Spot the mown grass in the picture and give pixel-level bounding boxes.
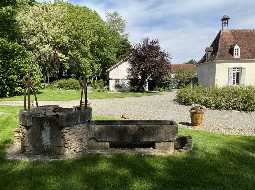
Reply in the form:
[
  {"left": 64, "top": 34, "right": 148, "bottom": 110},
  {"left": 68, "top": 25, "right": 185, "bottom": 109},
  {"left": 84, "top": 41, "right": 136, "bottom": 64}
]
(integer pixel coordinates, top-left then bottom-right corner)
[
  {"left": 0, "top": 106, "right": 255, "bottom": 190},
  {"left": 0, "top": 88, "right": 158, "bottom": 101}
]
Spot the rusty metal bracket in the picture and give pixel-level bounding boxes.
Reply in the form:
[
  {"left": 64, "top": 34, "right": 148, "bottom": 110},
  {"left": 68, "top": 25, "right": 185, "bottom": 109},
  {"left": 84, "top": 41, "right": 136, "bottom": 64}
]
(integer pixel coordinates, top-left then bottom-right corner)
[
  {"left": 23, "top": 75, "right": 38, "bottom": 111},
  {"left": 79, "top": 76, "right": 88, "bottom": 109}
]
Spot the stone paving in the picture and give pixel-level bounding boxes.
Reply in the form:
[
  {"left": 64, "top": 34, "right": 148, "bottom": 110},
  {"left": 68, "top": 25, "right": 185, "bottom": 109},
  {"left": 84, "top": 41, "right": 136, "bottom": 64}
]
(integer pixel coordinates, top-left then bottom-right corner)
[{"left": 1, "top": 91, "right": 255, "bottom": 136}]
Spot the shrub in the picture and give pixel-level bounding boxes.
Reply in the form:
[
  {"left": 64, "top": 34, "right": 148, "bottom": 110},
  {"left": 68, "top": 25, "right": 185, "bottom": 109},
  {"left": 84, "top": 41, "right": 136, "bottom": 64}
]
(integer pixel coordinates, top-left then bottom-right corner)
[
  {"left": 158, "top": 74, "right": 175, "bottom": 91},
  {"left": 51, "top": 78, "right": 80, "bottom": 90},
  {"left": 158, "top": 70, "right": 197, "bottom": 90},
  {"left": 0, "top": 38, "right": 42, "bottom": 97},
  {"left": 176, "top": 86, "right": 255, "bottom": 112},
  {"left": 91, "top": 80, "right": 106, "bottom": 91},
  {"left": 173, "top": 70, "right": 197, "bottom": 89}
]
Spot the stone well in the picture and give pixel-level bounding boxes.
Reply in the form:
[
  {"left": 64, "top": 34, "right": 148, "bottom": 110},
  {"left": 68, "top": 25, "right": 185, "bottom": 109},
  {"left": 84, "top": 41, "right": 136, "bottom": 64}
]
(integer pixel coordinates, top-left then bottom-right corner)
[{"left": 11, "top": 105, "right": 192, "bottom": 159}]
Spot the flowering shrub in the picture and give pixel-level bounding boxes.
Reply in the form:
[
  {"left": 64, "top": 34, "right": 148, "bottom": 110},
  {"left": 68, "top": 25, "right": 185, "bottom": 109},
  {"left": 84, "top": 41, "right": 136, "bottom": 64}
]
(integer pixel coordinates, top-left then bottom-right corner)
[{"left": 176, "top": 86, "right": 255, "bottom": 112}]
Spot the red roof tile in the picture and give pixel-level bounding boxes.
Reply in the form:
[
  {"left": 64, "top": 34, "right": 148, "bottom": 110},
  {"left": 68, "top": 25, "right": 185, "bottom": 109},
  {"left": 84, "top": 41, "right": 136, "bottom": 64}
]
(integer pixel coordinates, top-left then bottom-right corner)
[
  {"left": 200, "top": 29, "right": 255, "bottom": 63},
  {"left": 170, "top": 64, "right": 197, "bottom": 73}
]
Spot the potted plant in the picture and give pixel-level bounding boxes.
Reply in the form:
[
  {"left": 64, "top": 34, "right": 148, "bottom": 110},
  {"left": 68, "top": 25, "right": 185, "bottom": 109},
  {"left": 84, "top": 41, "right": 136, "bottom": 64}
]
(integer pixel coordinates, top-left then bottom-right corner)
[{"left": 190, "top": 105, "right": 205, "bottom": 128}]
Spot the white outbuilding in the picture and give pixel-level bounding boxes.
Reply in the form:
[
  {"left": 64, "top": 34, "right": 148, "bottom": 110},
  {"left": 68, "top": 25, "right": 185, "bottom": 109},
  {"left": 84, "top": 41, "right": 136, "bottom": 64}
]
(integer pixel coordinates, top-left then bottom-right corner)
[
  {"left": 107, "top": 57, "right": 131, "bottom": 92},
  {"left": 107, "top": 57, "right": 149, "bottom": 91}
]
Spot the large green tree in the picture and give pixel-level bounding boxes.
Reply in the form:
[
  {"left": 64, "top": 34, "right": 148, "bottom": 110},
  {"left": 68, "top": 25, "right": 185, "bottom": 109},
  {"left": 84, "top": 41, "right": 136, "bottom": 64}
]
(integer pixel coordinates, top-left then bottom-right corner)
[
  {"left": 0, "top": 0, "right": 42, "bottom": 97},
  {"left": 0, "top": 0, "right": 35, "bottom": 41},
  {"left": 106, "top": 11, "right": 131, "bottom": 63},
  {"left": 17, "top": 2, "right": 130, "bottom": 82},
  {"left": 106, "top": 11, "right": 126, "bottom": 35},
  {"left": 0, "top": 0, "right": 19, "bottom": 42},
  {"left": 17, "top": 2, "right": 69, "bottom": 82},
  {"left": 0, "top": 38, "right": 41, "bottom": 97},
  {"left": 183, "top": 59, "right": 197, "bottom": 65}
]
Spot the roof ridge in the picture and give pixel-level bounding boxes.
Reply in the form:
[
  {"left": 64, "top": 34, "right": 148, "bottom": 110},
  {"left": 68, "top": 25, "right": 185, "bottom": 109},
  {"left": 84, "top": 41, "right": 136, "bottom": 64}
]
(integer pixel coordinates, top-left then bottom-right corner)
[
  {"left": 106, "top": 55, "right": 131, "bottom": 72},
  {"left": 215, "top": 31, "right": 223, "bottom": 60},
  {"left": 229, "top": 29, "right": 255, "bottom": 32}
]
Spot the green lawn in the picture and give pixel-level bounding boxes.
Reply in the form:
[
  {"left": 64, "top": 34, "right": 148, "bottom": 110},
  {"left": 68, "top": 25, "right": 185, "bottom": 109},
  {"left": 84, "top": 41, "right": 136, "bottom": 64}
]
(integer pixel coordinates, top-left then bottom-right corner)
[
  {"left": 0, "top": 106, "right": 255, "bottom": 190},
  {"left": 0, "top": 88, "right": 158, "bottom": 101}
]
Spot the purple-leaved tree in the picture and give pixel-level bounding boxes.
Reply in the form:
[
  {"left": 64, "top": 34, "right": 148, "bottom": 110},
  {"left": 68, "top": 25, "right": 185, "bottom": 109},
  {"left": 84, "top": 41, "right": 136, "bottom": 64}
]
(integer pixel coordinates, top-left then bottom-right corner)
[{"left": 129, "top": 38, "right": 170, "bottom": 91}]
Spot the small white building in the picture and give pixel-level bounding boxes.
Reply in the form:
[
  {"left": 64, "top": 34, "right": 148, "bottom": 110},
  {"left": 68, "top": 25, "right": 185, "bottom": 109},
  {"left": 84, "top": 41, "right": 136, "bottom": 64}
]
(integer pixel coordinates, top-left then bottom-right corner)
[
  {"left": 107, "top": 57, "right": 131, "bottom": 91},
  {"left": 107, "top": 57, "right": 148, "bottom": 91},
  {"left": 198, "top": 15, "right": 255, "bottom": 87}
]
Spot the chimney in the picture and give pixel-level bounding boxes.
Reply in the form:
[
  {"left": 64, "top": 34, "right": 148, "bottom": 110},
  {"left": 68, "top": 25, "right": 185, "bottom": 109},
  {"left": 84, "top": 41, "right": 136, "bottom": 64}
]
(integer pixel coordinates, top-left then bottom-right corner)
[
  {"left": 205, "top": 47, "right": 213, "bottom": 61},
  {"left": 221, "top": 15, "right": 230, "bottom": 31}
]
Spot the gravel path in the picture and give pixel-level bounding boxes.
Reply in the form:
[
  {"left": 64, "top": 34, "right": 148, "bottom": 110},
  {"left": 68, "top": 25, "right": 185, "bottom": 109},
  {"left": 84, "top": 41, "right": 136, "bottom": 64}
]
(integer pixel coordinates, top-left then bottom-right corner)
[{"left": 1, "top": 92, "right": 255, "bottom": 136}]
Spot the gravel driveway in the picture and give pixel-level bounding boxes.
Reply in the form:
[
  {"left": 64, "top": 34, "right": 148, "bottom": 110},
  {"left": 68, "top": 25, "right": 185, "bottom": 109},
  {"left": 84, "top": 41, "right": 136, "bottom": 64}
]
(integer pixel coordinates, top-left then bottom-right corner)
[{"left": 1, "top": 91, "right": 255, "bottom": 136}]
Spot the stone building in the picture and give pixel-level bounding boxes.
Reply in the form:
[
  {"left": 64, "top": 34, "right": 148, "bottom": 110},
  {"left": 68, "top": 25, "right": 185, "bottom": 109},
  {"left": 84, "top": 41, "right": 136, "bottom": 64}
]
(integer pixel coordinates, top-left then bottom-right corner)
[{"left": 198, "top": 15, "right": 255, "bottom": 87}]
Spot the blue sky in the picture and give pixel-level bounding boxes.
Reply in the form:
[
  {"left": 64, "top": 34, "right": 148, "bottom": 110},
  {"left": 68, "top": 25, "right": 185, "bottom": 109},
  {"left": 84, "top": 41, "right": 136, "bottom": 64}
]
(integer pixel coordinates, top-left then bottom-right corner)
[{"left": 38, "top": 0, "right": 255, "bottom": 63}]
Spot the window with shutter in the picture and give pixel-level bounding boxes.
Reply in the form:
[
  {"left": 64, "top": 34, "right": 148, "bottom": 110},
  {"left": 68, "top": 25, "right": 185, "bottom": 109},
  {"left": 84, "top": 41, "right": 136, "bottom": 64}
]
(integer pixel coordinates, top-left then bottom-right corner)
[
  {"left": 240, "top": 67, "right": 246, "bottom": 86},
  {"left": 228, "top": 68, "right": 233, "bottom": 85},
  {"left": 229, "top": 67, "right": 242, "bottom": 85}
]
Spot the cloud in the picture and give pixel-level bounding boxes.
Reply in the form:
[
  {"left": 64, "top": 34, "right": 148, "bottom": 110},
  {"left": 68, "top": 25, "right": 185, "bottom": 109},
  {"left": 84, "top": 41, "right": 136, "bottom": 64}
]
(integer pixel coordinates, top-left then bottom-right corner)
[{"left": 38, "top": 0, "right": 255, "bottom": 63}]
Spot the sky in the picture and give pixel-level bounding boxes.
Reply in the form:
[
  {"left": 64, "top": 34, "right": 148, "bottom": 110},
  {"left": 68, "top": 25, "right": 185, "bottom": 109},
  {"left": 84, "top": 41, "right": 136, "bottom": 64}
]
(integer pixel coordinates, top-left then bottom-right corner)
[{"left": 38, "top": 0, "right": 255, "bottom": 63}]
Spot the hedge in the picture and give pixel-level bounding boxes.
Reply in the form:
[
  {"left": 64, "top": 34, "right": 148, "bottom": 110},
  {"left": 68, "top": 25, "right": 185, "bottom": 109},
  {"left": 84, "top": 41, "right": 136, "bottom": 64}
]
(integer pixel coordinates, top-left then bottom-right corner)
[
  {"left": 176, "top": 86, "right": 255, "bottom": 112},
  {"left": 50, "top": 78, "right": 80, "bottom": 90}
]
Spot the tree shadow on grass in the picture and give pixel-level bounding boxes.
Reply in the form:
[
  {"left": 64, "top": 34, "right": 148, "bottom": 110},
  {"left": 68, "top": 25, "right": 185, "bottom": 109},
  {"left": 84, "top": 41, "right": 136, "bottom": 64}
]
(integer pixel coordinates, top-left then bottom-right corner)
[
  {"left": 0, "top": 136, "right": 255, "bottom": 190},
  {"left": 179, "top": 122, "right": 192, "bottom": 127}
]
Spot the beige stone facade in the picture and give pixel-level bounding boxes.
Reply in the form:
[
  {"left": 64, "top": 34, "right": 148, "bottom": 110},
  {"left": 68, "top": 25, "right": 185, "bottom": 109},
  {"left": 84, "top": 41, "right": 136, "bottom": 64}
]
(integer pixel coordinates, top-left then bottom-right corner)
[{"left": 198, "top": 60, "right": 255, "bottom": 87}]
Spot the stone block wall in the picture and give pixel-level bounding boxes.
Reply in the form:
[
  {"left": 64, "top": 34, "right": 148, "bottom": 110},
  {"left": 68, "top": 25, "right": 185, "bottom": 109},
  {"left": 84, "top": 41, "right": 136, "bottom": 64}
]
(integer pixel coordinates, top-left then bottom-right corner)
[
  {"left": 11, "top": 106, "right": 192, "bottom": 159},
  {"left": 62, "top": 125, "right": 90, "bottom": 157},
  {"left": 16, "top": 106, "right": 92, "bottom": 156}
]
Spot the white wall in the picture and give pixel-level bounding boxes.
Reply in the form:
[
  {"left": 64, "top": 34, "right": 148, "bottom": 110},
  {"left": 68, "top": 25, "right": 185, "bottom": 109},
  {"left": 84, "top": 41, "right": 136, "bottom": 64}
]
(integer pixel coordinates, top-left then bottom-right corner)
[
  {"left": 197, "top": 62, "right": 216, "bottom": 87},
  {"left": 215, "top": 62, "right": 255, "bottom": 87},
  {"left": 109, "top": 61, "right": 131, "bottom": 91},
  {"left": 108, "top": 60, "right": 150, "bottom": 91},
  {"left": 109, "top": 79, "right": 130, "bottom": 92},
  {"left": 109, "top": 61, "right": 130, "bottom": 80}
]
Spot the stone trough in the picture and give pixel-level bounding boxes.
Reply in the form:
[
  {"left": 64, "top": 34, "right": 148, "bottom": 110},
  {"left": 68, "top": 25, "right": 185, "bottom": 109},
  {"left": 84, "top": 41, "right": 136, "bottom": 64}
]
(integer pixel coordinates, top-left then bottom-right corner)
[{"left": 9, "top": 105, "right": 192, "bottom": 159}]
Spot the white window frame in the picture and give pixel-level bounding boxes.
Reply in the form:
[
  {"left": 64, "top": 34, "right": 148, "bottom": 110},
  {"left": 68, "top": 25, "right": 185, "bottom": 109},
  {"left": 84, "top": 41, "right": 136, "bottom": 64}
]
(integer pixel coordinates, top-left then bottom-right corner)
[
  {"left": 233, "top": 44, "right": 240, "bottom": 58},
  {"left": 232, "top": 68, "right": 241, "bottom": 85},
  {"left": 228, "top": 67, "right": 246, "bottom": 86}
]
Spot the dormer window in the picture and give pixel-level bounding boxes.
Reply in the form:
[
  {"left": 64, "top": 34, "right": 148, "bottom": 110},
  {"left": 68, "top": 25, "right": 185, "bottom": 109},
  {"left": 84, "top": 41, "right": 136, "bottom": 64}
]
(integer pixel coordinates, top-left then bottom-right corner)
[{"left": 233, "top": 44, "right": 240, "bottom": 58}]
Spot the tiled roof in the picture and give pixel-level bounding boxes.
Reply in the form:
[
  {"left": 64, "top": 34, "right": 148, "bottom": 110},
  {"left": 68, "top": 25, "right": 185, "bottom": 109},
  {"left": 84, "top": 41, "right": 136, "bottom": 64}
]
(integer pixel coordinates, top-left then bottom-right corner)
[
  {"left": 170, "top": 64, "right": 197, "bottom": 73},
  {"left": 200, "top": 29, "right": 255, "bottom": 63}
]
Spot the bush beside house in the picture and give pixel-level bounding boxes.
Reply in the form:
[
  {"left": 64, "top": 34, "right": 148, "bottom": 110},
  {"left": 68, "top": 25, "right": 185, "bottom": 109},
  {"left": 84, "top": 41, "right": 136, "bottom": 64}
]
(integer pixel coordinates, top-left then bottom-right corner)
[
  {"left": 158, "top": 64, "right": 197, "bottom": 90},
  {"left": 173, "top": 70, "right": 197, "bottom": 89},
  {"left": 176, "top": 86, "right": 255, "bottom": 112}
]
